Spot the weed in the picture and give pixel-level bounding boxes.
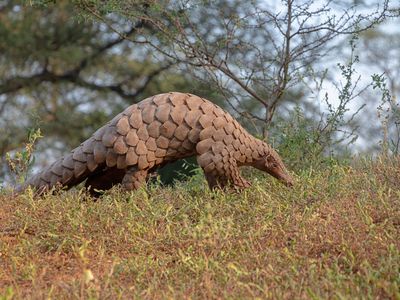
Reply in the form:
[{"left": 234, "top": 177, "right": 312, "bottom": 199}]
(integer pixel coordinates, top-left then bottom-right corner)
[
  {"left": 5, "top": 128, "right": 42, "bottom": 185},
  {"left": 373, "top": 73, "right": 400, "bottom": 155}
]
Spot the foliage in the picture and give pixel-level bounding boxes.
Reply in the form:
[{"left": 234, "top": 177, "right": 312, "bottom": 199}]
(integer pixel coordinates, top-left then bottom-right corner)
[
  {"left": 64, "top": 0, "right": 391, "bottom": 135},
  {"left": 373, "top": 73, "right": 400, "bottom": 155},
  {"left": 5, "top": 128, "right": 42, "bottom": 185},
  {"left": 358, "top": 21, "right": 400, "bottom": 154},
  {"left": 157, "top": 157, "right": 198, "bottom": 186},
  {"left": 272, "top": 107, "right": 336, "bottom": 171},
  {"left": 269, "top": 35, "right": 363, "bottom": 171},
  {"left": 0, "top": 157, "right": 399, "bottom": 299}
]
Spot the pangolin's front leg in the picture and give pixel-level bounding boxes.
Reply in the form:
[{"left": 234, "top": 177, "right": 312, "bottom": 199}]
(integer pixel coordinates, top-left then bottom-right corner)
[
  {"left": 197, "top": 150, "right": 250, "bottom": 190},
  {"left": 228, "top": 164, "right": 251, "bottom": 189},
  {"left": 121, "top": 167, "right": 149, "bottom": 191}
]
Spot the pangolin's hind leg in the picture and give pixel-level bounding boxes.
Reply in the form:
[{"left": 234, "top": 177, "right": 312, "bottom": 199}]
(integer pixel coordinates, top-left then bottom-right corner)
[
  {"left": 85, "top": 167, "right": 126, "bottom": 196},
  {"left": 122, "top": 167, "right": 149, "bottom": 191}
]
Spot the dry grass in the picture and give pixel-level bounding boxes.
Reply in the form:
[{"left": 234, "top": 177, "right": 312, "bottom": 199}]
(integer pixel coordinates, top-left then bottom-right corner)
[{"left": 0, "top": 157, "right": 399, "bottom": 299}]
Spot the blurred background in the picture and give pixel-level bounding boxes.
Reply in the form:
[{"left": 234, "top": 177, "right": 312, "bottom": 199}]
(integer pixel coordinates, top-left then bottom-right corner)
[{"left": 0, "top": 0, "right": 399, "bottom": 186}]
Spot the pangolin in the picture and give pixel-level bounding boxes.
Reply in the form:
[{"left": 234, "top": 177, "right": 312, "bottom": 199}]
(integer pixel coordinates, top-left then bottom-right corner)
[{"left": 20, "top": 92, "right": 293, "bottom": 195}]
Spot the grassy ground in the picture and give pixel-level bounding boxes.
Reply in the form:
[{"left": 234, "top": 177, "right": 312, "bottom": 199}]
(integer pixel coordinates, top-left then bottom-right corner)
[{"left": 0, "top": 157, "right": 399, "bottom": 299}]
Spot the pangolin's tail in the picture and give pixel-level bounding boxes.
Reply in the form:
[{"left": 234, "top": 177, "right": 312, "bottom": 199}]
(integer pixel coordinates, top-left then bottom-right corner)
[{"left": 17, "top": 136, "right": 103, "bottom": 194}]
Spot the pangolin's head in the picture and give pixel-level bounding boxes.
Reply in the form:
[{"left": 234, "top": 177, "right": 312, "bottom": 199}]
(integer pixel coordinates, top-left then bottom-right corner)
[{"left": 253, "top": 147, "right": 294, "bottom": 187}]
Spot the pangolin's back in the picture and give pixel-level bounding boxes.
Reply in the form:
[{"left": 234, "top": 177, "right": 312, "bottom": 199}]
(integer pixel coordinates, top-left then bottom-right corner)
[{"left": 22, "top": 92, "right": 246, "bottom": 192}]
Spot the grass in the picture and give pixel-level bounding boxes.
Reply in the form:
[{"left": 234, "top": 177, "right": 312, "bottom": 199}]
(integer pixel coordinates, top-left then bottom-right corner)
[{"left": 0, "top": 157, "right": 399, "bottom": 299}]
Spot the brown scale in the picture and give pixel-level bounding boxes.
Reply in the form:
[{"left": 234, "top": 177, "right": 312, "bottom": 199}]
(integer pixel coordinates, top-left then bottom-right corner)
[{"left": 20, "top": 92, "right": 293, "bottom": 196}]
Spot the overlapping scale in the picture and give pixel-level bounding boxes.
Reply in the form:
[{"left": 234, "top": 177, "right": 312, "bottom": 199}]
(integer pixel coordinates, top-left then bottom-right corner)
[{"left": 22, "top": 91, "right": 285, "bottom": 194}]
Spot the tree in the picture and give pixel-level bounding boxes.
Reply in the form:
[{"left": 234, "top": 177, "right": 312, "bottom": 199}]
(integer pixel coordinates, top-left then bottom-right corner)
[
  {"left": 359, "top": 19, "right": 400, "bottom": 154},
  {"left": 74, "top": 0, "right": 392, "bottom": 137}
]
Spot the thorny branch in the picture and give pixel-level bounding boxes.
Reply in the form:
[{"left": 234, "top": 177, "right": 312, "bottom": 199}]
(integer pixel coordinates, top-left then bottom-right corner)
[{"left": 82, "top": 0, "right": 390, "bottom": 137}]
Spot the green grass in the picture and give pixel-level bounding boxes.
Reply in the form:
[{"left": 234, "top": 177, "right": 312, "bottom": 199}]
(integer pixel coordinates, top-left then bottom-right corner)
[{"left": 0, "top": 158, "right": 399, "bottom": 299}]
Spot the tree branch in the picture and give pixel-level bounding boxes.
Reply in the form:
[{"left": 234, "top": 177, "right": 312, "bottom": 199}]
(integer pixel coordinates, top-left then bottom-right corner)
[
  {"left": 0, "top": 62, "right": 173, "bottom": 100},
  {"left": 0, "top": 24, "right": 149, "bottom": 97}
]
